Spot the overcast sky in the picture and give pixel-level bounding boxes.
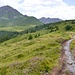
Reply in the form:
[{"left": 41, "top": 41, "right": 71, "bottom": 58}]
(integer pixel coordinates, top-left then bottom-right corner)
[{"left": 0, "top": 0, "right": 75, "bottom": 20}]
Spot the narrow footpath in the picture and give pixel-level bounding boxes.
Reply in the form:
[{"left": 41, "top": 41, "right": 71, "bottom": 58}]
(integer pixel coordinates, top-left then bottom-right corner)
[
  {"left": 59, "top": 37, "right": 75, "bottom": 75},
  {"left": 64, "top": 39, "right": 75, "bottom": 75},
  {"left": 51, "top": 37, "right": 75, "bottom": 75}
]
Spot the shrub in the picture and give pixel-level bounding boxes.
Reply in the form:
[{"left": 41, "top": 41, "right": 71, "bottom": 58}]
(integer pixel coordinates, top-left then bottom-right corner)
[
  {"left": 17, "top": 54, "right": 24, "bottom": 58},
  {"left": 28, "top": 35, "right": 33, "bottom": 40},
  {"left": 35, "top": 34, "right": 38, "bottom": 38},
  {"left": 65, "top": 25, "right": 74, "bottom": 31},
  {"left": 35, "top": 33, "right": 40, "bottom": 38}
]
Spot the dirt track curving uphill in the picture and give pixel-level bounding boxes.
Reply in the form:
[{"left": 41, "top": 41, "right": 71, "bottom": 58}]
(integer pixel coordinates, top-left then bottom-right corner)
[{"left": 50, "top": 38, "right": 75, "bottom": 75}]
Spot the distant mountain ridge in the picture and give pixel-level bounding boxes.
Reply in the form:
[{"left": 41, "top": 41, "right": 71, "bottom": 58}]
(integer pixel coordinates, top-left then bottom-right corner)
[
  {"left": 0, "top": 5, "right": 42, "bottom": 27},
  {"left": 39, "top": 17, "right": 61, "bottom": 24}
]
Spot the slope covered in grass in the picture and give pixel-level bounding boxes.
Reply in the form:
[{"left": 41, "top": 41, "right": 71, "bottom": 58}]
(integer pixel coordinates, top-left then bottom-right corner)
[
  {"left": 70, "top": 38, "right": 75, "bottom": 59},
  {"left": 0, "top": 30, "right": 71, "bottom": 75},
  {"left": 0, "top": 20, "right": 74, "bottom": 75},
  {"left": 19, "top": 20, "right": 75, "bottom": 35}
]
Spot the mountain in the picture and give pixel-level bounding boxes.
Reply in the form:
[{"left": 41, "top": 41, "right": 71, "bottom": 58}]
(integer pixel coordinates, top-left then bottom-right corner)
[
  {"left": 0, "top": 5, "right": 23, "bottom": 19},
  {"left": 39, "top": 17, "right": 61, "bottom": 24},
  {"left": 0, "top": 5, "right": 42, "bottom": 27}
]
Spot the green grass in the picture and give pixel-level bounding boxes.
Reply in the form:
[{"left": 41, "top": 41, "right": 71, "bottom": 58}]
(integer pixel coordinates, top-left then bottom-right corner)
[
  {"left": 0, "top": 25, "right": 37, "bottom": 32},
  {"left": 0, "top": 20, "right": 74, "bottom": 75},
  {"left": 0, "top": 29, "right": 72, "bottom": 75},
  {"left": 70, "top": 39, "right": 75, "bottom": 58}
]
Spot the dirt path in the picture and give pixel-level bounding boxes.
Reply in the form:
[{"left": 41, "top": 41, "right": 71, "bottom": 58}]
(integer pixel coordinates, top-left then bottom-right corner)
[
  {"left": 64, "top": 39, "right": 75, "bottom": 75},
  {"left": 50, "top": 38, "right": 75, "bottom": 75}
]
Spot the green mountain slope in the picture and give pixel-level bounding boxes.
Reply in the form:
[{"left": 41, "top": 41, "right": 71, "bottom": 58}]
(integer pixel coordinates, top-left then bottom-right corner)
[
  {"left": 0, "top": 19, "right": 74, "bottom": 75},
  {"left": 0, "top": 5, "right": 42, "bottom": 31},
  {"left": 0, "top": 31, "right": 70, "bottom": 75},
  {"left": 20, "top": 20, "right": 75, "bottom": 35}
]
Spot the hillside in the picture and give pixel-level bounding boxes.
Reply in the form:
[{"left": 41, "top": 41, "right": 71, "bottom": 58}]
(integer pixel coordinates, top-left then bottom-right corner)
[
  {"left": 0, "top": 31, "right": 71, "bottom": 75},
  {"left": 39, "top": 17, "right": 61, "bottom": 24},
  {"left": 0, "top": 19, "right": 74, "bottom": 74},
  {"left": 0, "top": 5, "right": 43, "bottom": 31},
  {"left": 20, "top": 20, "right": 75, "bottom": 35}
]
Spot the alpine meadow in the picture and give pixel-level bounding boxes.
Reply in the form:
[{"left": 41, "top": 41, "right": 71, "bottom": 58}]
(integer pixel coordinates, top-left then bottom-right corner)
[{"left": 0, "top": 4, "right": 75, "bottom": 75}]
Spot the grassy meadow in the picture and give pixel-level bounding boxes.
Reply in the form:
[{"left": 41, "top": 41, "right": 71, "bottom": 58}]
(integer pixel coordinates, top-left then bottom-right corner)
[
  {"left": 0, "top": 25, "right": 37, "bottom": 32},
  {"left": 0, "top": 29, "right": 72, "bottom": 75},
  {"left": 0, "top": 20, "right": 74, "bottom": 75}
]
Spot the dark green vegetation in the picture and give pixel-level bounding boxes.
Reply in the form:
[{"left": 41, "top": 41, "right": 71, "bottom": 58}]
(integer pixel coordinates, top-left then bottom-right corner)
[
  {"left": 65, "top": 25, "right": 74, "bottom": 31},
  {"left": 0, "top": 31, "right": 19, "bottom": 43}
]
